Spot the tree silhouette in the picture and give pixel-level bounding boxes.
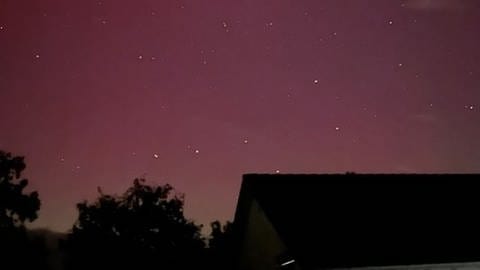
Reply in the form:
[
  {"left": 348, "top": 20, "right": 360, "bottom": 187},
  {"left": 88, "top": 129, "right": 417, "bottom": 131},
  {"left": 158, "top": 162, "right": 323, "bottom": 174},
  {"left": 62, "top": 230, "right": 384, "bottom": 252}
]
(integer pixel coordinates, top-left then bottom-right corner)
[
  {"left": 208, "top": 220, "right": 235, "bottom": 270},
  {"left": 62, "top": 178, "right": 205, "bottom": 270},
  {"left": 209, "top": 220, "right": 233, "bottom": 249},
  {"left": 0, "top": 151, "right": 40, "bottom": 228},
  {"left": 0, "top": 150, "right": 46, "bottom": 269}
]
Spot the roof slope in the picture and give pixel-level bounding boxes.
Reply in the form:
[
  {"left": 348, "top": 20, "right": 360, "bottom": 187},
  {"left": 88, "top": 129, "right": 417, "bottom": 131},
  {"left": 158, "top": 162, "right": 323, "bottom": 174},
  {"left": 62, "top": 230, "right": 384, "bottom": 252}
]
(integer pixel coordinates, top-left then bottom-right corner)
[{"left": 239, "top": 174, "right": 480, "bottom": 269}]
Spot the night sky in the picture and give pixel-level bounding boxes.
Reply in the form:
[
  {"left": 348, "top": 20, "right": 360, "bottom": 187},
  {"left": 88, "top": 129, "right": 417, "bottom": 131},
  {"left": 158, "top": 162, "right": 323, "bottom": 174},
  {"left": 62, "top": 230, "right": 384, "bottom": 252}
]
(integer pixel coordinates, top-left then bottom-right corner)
[{"left": 1, "top": 0, "right": 479, "bottom": 232}]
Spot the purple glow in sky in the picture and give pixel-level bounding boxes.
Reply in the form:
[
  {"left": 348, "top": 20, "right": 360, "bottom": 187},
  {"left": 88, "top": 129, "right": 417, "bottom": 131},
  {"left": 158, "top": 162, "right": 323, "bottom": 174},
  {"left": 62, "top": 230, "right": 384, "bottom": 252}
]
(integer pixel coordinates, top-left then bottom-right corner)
[{"left": 1, "top": 0, "right": 479, "bottom": 232}]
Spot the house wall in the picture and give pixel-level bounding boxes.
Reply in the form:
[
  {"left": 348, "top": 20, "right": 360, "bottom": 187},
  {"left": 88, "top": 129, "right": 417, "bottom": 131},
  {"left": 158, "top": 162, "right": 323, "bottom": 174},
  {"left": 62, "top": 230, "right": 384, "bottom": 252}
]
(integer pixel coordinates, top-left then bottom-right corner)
[
  {"left": 330, "top": 262, "right": 480, "bottom": 270},
  {"left": 238, "top": 199, "right": 299, "bottom": 270}
]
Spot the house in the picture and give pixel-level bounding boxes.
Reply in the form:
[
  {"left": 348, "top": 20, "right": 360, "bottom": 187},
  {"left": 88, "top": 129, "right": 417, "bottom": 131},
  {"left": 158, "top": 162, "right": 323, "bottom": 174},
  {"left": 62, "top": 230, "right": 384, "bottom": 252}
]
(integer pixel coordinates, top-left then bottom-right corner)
[{"left": 233, "top": 174, "right": 480, "bottom": 270}]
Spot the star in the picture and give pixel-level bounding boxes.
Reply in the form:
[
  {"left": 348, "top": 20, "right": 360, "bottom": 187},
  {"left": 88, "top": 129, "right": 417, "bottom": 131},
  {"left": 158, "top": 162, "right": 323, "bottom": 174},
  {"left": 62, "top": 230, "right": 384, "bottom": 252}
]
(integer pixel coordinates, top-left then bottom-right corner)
[
  {"left": 275, "top": 169, "right": 280, "bottom": 174},
  {"left": 222, "top": 21, "right": 229, "bottom": 32},
  {"left": 153, "top": 154, "right": 159, "bottom": 159},
  {"left": 243, "top": 139, "right": 249, "bottom": 144},
  {"left": 34, "top": 54, "right": 40, "bottom": 59},
  {"left": 313, "top": 79, "right": 319, "bottom": 84},
  {"left": 335, "top": 126, "right": 340, "bottom": 131},
  {"left": 194, "top": 149, "right": 200, "bottom": 154}
]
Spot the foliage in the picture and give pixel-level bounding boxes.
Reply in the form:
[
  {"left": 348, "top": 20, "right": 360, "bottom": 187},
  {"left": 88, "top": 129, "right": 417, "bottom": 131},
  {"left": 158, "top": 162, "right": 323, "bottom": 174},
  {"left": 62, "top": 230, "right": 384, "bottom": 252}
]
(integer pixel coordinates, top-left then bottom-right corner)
[
  {"left": 0, "top": 151, "right": 40, "bottom": 228},
  {"left": 208, "top": 220, "right": 235, "bottom": 270},
  {"left": 63, "top": 178, "right": 205, "bottom": 269},
  {"left": 0, "top": 150, "right": 46, "bottom": 269}
]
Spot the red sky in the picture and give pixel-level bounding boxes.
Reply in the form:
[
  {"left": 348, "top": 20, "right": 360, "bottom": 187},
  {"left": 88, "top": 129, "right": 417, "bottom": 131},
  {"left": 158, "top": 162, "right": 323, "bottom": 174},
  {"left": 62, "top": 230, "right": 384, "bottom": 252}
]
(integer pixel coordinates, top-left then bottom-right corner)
[{"left": 1, "top": 0, "right": 479, "bottom": 232}]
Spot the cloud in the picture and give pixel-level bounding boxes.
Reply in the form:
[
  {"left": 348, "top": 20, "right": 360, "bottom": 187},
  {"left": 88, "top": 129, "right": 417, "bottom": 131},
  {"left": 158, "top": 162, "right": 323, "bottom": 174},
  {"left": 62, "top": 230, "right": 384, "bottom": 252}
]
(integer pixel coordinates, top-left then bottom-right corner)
[
  {"left": 393, "top": 164, "right": 417, "bottom": 173},
  {"left": 411, "top": 113, "right": 440, "bottom": 125},
  {"left": 404, "top": 0, "right": 475, "bottom": 11}
]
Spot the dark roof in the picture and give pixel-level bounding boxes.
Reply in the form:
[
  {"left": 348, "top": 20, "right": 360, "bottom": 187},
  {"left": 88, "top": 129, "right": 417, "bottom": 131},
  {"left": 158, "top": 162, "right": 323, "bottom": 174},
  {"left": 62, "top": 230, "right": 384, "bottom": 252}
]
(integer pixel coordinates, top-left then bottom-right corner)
[{"left": 236, "top": 174, "right": 480, "bottom": 269}]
